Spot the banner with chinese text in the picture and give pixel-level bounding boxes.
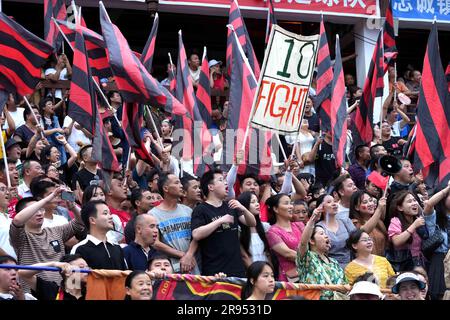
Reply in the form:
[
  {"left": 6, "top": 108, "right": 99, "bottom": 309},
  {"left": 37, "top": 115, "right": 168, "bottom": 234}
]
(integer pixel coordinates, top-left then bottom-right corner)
[
  {"left": 158, "top": 0, "right": 380, "bottom": 18},
  {"left": 392, "top": 0, "right": 450, "bottom": 23},
  {"left": 250, "top": 25, "right": 318, "bottom": 134}
]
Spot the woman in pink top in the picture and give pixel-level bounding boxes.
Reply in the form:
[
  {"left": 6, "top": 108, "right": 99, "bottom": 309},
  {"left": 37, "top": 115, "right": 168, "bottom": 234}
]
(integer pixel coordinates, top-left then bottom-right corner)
[
  {"left": 387, "top": 190, "right": 430, "bottom": 271},
  {"left": 266, "top": 194, "right": 305, "bottom": 282}
]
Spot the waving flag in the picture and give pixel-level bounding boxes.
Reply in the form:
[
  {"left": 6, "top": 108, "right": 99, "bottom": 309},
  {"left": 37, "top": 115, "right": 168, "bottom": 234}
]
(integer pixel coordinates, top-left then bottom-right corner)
[
  {"left": 141, "top": 13, "right": 159, "bottom": 74},
  {"left": 383, "top": 0, "right": 397, "bottom": 69},
  {"left": 330, "top": 36, "right": 348, "bottom": 168},
  {"left": 314, "top": 17, "right": 333, "bottom": 131},
  {"left": 226, "top": 0, "right": 260, "bottom": 80},
  {"left": 122, "top": 103, "right": 154, "bottom": 165},
  {"left": 354, "top": 31, "right": 384, "bottom": 145},
  {"left": 413, "top": 23, "right": 450, "bottom": 170},
  {"left": 0, "top": 12, "right": 54, "bottom": 96},
  {"left": 194, "top": 47, "right": 215, "bottom": 176},
  {"left": 99, "top": 2, "right": 187, "bottom": 117},
  {"left": 44, "top": 0, "right": 66, "bottom": 51},
  {"left": 446, "top": 62, "right": 450, "bottom": 92},
  {"left": 67, "top": 23, "right": 119, "bottom": 172},
  {"left": 55, "top": 19, "right": 112, "bottom": 78},
  {"left": 225, "top": 26, "right": 271, "bottom": 180},
  {"left": 265, "top": 0, "right": 277, "bottom": 46}
]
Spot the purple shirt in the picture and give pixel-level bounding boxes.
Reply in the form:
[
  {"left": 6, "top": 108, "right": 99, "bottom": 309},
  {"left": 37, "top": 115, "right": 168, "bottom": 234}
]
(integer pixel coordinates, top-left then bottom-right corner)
[{"left": 348, "top": 162, "right": 367, "bottom": 190}]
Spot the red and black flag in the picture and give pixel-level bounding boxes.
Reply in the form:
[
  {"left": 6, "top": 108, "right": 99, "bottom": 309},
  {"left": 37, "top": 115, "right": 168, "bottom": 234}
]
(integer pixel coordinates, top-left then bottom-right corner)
[
  {"left": 194, "top": 47, "right": 215, "bottom": 176},
  {"left": 0, "top": 12, "right": 54, "bottom": 96},
  {"left": 314, "top": 17, "right": 333, "bottom": 131},
  {"left": 265, "top": 0, "right": 277, "bottom": 46},
  {"left": 413, "top": 23, "right": 450, "bottom": 170},
  {"left": 141, "top": 13, "right": 159, "bottom": 74},
  {"left": 99, "top": 3, "right": 187, "bottom": 116},
  {"left": 67, "top": 23, "right": 119, "bottom": 172},
  {"left": 44, "top": 0, "right": 66, "bottom": 51},
  {"left": 354, "top": 30, "right": 384, "bottom": 145},
  {"left": 225, "top": 27, "right": 271, "bottom": 180},
  {"left": 55, "top": 19, "right": 112, "bottom": 79},
  {"left": 383, "top": 0, "right": 398, "bottom": 69},
  {"left": 330, "top": 35, "right": 348, "bottom": 168},
  {"left": 226, "top": 0, "right": 260, "bottom": 80},
  {"left": 122, "top": 102, "right": 154, "bottom": 165}
]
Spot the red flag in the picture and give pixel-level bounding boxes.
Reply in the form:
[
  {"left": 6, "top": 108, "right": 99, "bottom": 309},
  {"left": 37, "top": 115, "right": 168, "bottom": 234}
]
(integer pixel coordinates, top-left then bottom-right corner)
[
  {"left": 194, "top": 47, "right": 215, "bottom": 176},
  {"left": 99, "top": 3, "right": 187, "bottom": 116},
  {"left": 354, "top": 31, "right": 384, "bottom": 145},
  {"left": 122, "top": 103, "right": 154, "bottom": 165},
  {"left": 383, "top": 0, "right": 398, "bottom": 69},
  {"left": 226, "top": 0, "right": 260, "bottom": 80},
  {"left": 315, "top": 17, "right": 333, "bottom": 131},
  {"left": 44, "top": 0, "right": 66, "bottom": 51},
  {"left": 226, "top": 27, "right": 271, "bottom": 180},
  {"left": 330, "top": 36, "right": 348, "bottom": 168},
  {"left": 413, "top": 23, "right": 450, "bottom": 170},
  {"left": 55, "top": 19, "right": 112, "bottom": 78},
  {"left": 68, "top": 22, "right": 119, "bottom": 172},
  {"left": 0, "top": 12, "right": 54, "bottom": 96},
  {"left": 141, "top": 13, "right": 159, "bottom": 74},
  {"left": 265, "top": 0, "right": 277, "bottom": 46}
]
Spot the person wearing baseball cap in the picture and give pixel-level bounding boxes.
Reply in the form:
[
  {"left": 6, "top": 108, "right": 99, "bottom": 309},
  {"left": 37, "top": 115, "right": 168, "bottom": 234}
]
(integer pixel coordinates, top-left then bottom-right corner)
[
  {"left": 391, "top": 272, "right": 426, "bottom": 300},
  {"left": 209, "top": 59, "right": 228, "bottom": 91},
  {"left": 348, "top": 281, "right": 384, "bottom": 300}
]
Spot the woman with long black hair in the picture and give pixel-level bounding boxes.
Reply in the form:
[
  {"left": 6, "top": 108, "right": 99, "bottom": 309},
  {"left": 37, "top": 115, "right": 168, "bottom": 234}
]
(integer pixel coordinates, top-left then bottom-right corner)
[
  {"left": 241, "top": 261, "right": 275, "bottom": 300},
  {"left": 237, "top": 192, "right": 278, "bottom": 278}
]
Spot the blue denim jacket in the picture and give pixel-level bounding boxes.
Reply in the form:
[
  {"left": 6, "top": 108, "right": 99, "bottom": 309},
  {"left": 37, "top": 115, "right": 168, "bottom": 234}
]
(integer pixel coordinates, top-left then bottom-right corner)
[{"left": 424, "top": 211, "right": 449, "bottom": 254}]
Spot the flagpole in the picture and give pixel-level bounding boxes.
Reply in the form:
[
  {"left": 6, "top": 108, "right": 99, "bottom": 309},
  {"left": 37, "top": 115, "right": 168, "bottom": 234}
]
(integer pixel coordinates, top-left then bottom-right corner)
[
  {"left": 168, "top": 53, "right": 176, "bottom": 79},
  {"left": 22, "top": 96, "right": 45, "bottom": 139},
  {"left": 393, "top": 62, "right": 397, "bottom": 102},
  {"left": 380, "top": 28, "right": 385, "bottom": 126},
  {"left": 144, "top": 105, "right": 164, "bottom": 149},
  {"left": 0, "top": 125, "right": 11, "bottom": 188}
]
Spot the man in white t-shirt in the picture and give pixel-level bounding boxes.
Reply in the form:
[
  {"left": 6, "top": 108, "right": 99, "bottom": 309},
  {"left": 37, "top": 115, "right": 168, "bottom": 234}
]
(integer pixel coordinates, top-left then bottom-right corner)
[
  {"left": 188, "top": 53, "right": 201, "bottom": 88},
  {"left": 62, "top": 116, "right": 92, "bottom": 153},
  {"left": 44, "top": 54, "right": 72, "bottom": 100}
]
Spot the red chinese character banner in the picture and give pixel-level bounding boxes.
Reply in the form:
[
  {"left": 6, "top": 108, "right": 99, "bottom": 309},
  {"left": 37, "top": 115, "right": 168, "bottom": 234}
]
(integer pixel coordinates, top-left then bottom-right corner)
[{"left": 159, "top": 0, "right": 380, "bottom": 18}]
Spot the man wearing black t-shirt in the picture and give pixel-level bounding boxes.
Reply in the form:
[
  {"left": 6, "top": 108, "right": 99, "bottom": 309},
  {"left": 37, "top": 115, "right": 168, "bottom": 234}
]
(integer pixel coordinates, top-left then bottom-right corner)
[
  {"left": 303, "top": 97, "right": 320, "bottom": 134},
  {"left": 72, "top": 145, "right": 102, "bottom": 191},
  {"left": 191, "top": 170, "right": 256, "bottom": 277},
  {"left": 312, "top": 132, "right": 336, "bottom": 186}
]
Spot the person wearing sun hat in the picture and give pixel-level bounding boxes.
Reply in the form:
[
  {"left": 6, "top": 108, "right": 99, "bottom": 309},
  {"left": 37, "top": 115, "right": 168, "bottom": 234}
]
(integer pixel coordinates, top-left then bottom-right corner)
[
  {"left": 391, "top": 272, "right": 426, "bottom": 300},
  {"left": 348, "top": 280, "right": 384, "bottom": 300}
]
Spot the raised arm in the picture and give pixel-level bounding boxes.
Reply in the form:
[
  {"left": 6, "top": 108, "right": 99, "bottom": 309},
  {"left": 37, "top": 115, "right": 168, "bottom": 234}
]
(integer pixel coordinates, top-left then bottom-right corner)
[
  {"left": 56, "top": 135, "right": 77, "bottom": 168},
  {"left": 13, "top": 187, "right": 62, "bottom": 227},
  {"left": 298, "top": 207, "right": 321, "bottom": 259},
  {"left": 230, "top": 199, "right": 256, "bottom": 227},
  {"left": 360, "top": 196, "right": 386, "bottom": 233},
  {"left": 423, "top": 181, "right": 450, "bottom": 215}
]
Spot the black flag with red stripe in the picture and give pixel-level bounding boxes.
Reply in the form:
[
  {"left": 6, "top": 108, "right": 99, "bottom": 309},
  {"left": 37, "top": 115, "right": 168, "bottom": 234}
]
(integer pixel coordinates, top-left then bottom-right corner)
[
  {"left": 44, "top": 0, "right": 66, "bottom": 52},
  {"left": 55, "top": 19, "right": 112, "bottom": 79},
  {"left": 413, "top": 23, "right": 450, "bottom": 170},
  {"left": 194, "top": 47, "right": 215, "bottom": 176},
  {"left": 226, "top": 0, "right": 260, "bottom": 80},
  {"left": 67, "top": 23, "right": 119, "bottom": 172},
  {"left": 122, "top": 102, "right": 154, "bottom": 165},
  {"left": 0, "top": 12, "right": 54, "bottom": 96},
  {"left": 330, "top": 36, "right": 348, "bottom": 168},
  {"left": 314, "top": 17, "right": 333, "bottom": 131},
  {"left": 383, "top": 0, "right": 398, "bottom": 68},
  {"left": 446, "top": 62, "right": 450, "bottom": 92},
  {"left": 225, "top": 27, "right": 271, "bottom": 180},
  {"left": 99, "top": 3, "right": 187, "bottom": 116},
  {"left": 354, "top": 31, "right": 384, "bottom": 145},
  {"left": 141, "top": 13, "right": 159, "bottom": 74},
  {"left": 265, "top": 0, "right": 277, "bottom": 46}
]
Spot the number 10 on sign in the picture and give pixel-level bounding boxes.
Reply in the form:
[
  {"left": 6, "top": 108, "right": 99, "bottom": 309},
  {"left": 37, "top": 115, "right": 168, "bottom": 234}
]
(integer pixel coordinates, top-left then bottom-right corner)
[{"left": 250, "top": 25, "right": 319, "bottom": 135}]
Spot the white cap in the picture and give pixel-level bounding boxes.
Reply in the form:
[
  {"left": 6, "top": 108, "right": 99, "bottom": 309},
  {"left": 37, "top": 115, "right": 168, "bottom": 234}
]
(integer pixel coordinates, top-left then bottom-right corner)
[
  {"left": 208, "top": 59, "right": 222, "bottom": 68},
  {"left": 348, "top": 281, "right": 383, "bottom": 299}
]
